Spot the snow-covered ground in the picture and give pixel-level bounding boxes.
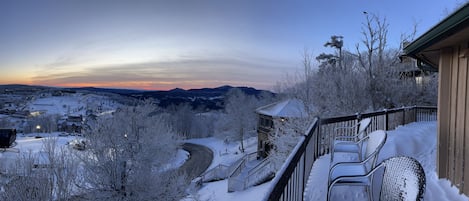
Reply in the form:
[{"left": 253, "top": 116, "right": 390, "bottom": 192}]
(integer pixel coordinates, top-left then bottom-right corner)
[
  {"left": 162, "top": 149, "right": 189, "bottom": 171},
  {"left": 305, "top": 121, "right": 469, "bottom": 201},
  {"left": 0, "top": 132, "right": 188, "bottom": 173},
  {"left": 184, "top": 136, "right": 271, "bottom": 201},
  {"left": 27, "top": 93, "right": 118, "bottom": 116},
  {"left": 0, "top": 133, "right": 77, "bottom": 171}
]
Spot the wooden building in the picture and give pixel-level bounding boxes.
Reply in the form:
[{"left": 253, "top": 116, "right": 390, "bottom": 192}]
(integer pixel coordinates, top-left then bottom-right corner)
[
  {"left": 404, "top": 3, "right": 469, "bottom": 194},
  {"left": 0, "top": 129, "right": 16, "bottom": 148},
  {"left": 255, "top": 99, "right": 307, "bottom": 158},
  {"left": 58, "top": 115, "right": 84, "bottom": 134}
]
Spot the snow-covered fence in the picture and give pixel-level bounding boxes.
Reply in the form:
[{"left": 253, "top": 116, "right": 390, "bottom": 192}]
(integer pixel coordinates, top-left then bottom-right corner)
[
  {"left": 200, "top": 164, "right": 230, "bottom": 182},
  {"left": 227, "top": 152, "right": 259, "bottom": 192},
  {"left": 244, "top": 158, "right": 275, "bottom": 188},
  {"left": 264, "top": 106, "right": 437, "bottom": 201}
]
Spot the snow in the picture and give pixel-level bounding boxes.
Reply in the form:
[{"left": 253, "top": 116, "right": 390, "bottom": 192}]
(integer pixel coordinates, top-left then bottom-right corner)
[
  {"left": 184, "top": 136, "right": 271, "bottom": 201},
  {"left": 304, "top": 121, "right": 469, "bottom": 201},
  {"left": 162, "top": 149, "right": 189, "bottom": 171},
  {"left": 0, "top": 132, "right": 188, "bottom": 173},
  {"left": 27, "top": 93, "right": 118, "bottom": 116},
  {"left": 256, "top": 99, "right": 307, "bottom": 118},
  {"left": 0, "top": 133, "right": 78, "bottom": 171},
  {"left": 186, "top": 136, "right": 257, "bottom": 170}
]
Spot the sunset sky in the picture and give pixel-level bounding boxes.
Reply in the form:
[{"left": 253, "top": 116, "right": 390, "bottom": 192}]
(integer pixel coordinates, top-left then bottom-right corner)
[{"left": 0, "top": 0, "right": 464, "bottom": 90}]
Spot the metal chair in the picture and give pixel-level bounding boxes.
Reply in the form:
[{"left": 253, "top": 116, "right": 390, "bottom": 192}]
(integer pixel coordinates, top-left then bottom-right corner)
[
  {"left": 331, "top": 118, "right": 372, "bottom": 163},
  {"left": 328, "top": 130, "right": 387, "bottom": 201},
  {"left": 328, "top": 156, "right": 426, "bottom": 201}
]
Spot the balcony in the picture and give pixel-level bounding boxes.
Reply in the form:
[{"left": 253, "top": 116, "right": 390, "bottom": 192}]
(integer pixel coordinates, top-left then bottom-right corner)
[{"left": 263, "top": 106, "right": 449, "bottom": 201}]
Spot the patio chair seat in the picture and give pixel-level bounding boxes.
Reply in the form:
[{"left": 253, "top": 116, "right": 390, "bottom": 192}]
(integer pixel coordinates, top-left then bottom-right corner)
[
  {"left": 330, "top": 163, "right": 367, "bottom": 183},
  {"left": 328, "top": 130, "right": 387, "bottom": 201},
  {"left": 333, "top": 141, "right": 360, "bottom": 153},
  {"left": 331, "top": 118, "right": 372, "bottom": 163},
  {"left": 328, "top": 156, "right": 426, "bottom": 201}
]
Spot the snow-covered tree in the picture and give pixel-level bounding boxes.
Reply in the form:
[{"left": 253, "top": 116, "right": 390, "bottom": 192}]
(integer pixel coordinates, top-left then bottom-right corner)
[
  {"left": 168, "top": 103, "right": 194, "bottom": 138},
  {"left": 278, "top": 13, "right": 437, "bottom": 117},
  {"left": 0, "top": 137, "right": 79, "bottom": 201},
  {"left": 77, "top": 101, "right": 184, "bottom": 200},
  {"left": 267, "top": 118, "right": 306, "bottom": 170},
  {"left": 41, "top": 137, "right": 78, "bottom": 201},
  {"left": 1, "top": 151, "right": 53, "bottom": 201},
  {"left": 224, "top": 88, "right": 259, "bottom": 153}
]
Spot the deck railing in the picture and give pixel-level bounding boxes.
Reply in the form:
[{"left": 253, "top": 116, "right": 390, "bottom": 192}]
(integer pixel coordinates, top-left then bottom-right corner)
[{"left": 263, "top": 106, "right": 437, "bottom": 201}]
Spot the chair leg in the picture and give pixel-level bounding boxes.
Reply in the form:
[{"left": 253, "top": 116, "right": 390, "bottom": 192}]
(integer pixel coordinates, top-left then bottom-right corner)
[
  {"left": 366, "top": 185, "right": 372, "bottom": 201},
  {"left": 327, "top": 185, "right": 333, "bottom": 201}
]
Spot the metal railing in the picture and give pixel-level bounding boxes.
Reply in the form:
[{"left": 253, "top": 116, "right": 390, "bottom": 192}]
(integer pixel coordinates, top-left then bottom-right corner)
[
  {"left": 227, "top": 152, "right": 259, "bottom": 192},
  {"left": 229, "top": 157, "right": 276, "bottom": 192},
  {"left": 200, "top": 164, "right": 230, "bottom": 182},
  {"left": 263, "top": 106, "right": 437, "bottom": 201}
]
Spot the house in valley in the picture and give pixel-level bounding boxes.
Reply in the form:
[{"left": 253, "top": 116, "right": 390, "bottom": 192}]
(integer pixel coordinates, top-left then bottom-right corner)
[{"left": 58, "top": 115, "right": 84, "bottom": 134}]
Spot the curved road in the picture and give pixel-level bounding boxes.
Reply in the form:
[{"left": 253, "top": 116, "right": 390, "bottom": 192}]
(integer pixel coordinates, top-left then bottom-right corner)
[{"left": 179, "top": 143, "right": 213, "bottom": 180}]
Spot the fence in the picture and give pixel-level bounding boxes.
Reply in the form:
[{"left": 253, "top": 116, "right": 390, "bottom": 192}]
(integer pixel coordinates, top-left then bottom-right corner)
[{"left": 263, "top": 106, "right": 437, "bottom": 201}]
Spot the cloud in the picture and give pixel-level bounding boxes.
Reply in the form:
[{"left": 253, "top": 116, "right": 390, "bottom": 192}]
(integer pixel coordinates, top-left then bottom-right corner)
[{"left": 31, "top": 55, "right": 291, "bottom": 90}]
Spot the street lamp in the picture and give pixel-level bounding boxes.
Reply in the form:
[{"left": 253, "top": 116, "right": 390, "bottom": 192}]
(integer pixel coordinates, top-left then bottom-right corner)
[{"left": 36, "top": 125, "right": 41, "bottom": 133}]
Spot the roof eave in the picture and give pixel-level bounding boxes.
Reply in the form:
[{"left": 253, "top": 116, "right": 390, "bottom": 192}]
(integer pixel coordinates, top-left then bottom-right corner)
[{"left": 404, "top": 3, "right": 469, "bottom": 60}]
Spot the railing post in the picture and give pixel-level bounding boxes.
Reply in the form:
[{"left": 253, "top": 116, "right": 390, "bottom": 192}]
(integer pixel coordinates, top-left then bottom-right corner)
[
  {"left": 317, "top": 117, "right": 322, "bottom": 156},
  {"left": 402, "top": 107, "right": 406, "bottom": 125},
  {"left": 384, "top": 109, "right": 389, "bottom": 130}
]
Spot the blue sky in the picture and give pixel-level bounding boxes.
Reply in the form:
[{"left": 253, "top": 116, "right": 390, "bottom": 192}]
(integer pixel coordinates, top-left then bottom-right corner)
[{"left": 0, "top": 0, "right": 465, "bottom": 90}]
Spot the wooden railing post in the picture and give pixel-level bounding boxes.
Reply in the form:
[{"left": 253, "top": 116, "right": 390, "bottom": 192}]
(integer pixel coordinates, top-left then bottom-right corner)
[{"left": 384, "top": 109, "right": 389, "bottom": 130}]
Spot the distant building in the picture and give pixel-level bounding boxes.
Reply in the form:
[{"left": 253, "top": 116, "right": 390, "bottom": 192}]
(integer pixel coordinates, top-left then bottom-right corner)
[
  {"left": 58, "top": 115, "right": 83, "bottom": 134},
  {"left": 0, "top": 129, "right": 16, "bottom": 148},
  {"left": 255, "top": 99, "right": 308, "bottom": 158}
]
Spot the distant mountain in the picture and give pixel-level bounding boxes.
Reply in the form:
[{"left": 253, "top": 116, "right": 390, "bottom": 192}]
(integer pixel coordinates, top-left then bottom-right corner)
[
  {"left": 124, "top": 85, "right": 273, "bottom": 110},
  {"left": 69, "top": 87, "right": 145, "bottom": 95},
  {"left": 0, "top": 84, "right": 274, "bottom": 110}
]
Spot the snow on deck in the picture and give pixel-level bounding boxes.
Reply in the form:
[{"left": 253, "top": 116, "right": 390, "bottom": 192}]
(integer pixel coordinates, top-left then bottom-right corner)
[{"left": 304, "top": 121, "right": 469, "bottom": 201}]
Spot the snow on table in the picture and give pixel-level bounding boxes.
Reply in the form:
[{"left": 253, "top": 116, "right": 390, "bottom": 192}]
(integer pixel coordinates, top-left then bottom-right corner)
[{"left": 305, "top": 121, "right": 469, "bottom": 201}]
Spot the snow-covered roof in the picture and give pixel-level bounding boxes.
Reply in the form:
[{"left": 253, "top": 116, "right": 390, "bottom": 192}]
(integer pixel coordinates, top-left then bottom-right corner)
[{"left": 255, "top": 99, "right": 308, "bottom": 118}]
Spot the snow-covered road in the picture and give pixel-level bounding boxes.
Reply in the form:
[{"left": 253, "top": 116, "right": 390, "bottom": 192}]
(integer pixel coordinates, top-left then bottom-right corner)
[{"left": 180, "top": 143, "right": 213, "bottom": 180}]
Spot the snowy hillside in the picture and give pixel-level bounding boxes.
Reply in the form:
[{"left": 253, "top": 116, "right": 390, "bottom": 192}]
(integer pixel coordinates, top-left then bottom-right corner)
[{"left": 27, "top": 93, "right": 119, "bottom": 116}]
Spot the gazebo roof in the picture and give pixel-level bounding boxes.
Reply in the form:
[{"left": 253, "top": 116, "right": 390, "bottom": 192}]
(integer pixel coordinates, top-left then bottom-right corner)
[{"left": 256, "top": 99, "right": 308, "bottom": 118}]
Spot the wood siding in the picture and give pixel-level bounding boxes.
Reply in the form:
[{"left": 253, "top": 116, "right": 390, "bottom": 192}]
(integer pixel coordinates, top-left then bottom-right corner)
[{"left": 438, "top": 43, "right": 469, "bottom": 194}]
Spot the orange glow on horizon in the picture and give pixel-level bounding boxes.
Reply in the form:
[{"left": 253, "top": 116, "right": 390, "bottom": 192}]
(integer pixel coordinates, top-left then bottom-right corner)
[{"left": 29, "top": 81, "right": 258, "bottom": 91}]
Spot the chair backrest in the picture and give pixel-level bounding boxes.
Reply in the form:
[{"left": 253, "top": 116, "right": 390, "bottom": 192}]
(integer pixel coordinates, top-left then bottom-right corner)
[
  {"left": 357, "top": 118, "right": 372, "bottom": 139},
  {"left": 379, "top": 156, "right": 426, "bottom": 201},
  {"left": 363, "top": 130, "right": 387, "bottom": 169}
]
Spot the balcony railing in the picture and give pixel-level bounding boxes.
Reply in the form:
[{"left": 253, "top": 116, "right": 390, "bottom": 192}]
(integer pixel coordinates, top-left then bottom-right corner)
[{"left": 263, "top": 106, "right": 437, "bottom": 201}]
